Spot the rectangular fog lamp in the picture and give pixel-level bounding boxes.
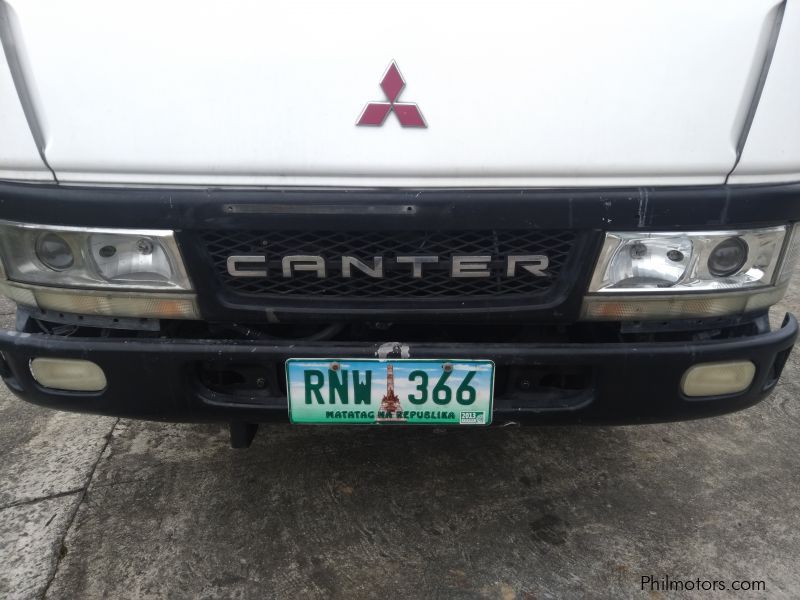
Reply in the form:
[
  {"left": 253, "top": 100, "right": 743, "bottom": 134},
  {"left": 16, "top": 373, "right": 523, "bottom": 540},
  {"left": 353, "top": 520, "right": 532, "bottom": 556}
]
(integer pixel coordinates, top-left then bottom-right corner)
[
  {"left": 30, "top": 358, "right": 107, "bottom": 392},
  {"left": 681, "top": 361, "right": 756, "bottom": 398}
]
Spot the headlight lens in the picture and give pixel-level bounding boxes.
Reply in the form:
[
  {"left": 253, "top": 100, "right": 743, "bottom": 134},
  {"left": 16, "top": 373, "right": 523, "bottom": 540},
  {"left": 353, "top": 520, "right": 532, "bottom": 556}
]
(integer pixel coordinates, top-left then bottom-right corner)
[
  {"left": 706, "top": 237, "right": 748, "bottom": 277},
  {"left": 777, "top": 223, "right": 800, "bottom": 285},
  {"left": 88, "top": 234, "right": 175, "bottom": 285},
  {"left": 589, "top": 227, "right": 787, "bottom": 293},
  {"left": 35, "top": 233, "right": 75, "bottom": 271},
  {"left": 0, "top": 222, "right": 192, "bottom": 291}
]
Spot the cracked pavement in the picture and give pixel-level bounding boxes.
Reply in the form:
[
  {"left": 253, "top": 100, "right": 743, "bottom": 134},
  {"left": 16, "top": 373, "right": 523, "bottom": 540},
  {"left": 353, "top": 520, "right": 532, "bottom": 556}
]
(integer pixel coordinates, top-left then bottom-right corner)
[{"left": 1, "top": 273, "right": 799, "bottom": 598}]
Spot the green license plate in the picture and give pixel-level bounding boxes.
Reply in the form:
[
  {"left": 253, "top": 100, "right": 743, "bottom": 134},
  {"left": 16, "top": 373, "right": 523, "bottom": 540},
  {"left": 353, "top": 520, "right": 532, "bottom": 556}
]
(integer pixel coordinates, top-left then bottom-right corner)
[{"left": 286, "top": 359, "right": 494, "bottom": 425}]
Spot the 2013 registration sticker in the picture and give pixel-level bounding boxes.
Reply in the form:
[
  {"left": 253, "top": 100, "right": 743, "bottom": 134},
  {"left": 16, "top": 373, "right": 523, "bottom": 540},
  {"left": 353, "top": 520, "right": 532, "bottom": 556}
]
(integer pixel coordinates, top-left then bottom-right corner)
[{"left": 286, "top": 359, "right": 494, "bottom": 425}]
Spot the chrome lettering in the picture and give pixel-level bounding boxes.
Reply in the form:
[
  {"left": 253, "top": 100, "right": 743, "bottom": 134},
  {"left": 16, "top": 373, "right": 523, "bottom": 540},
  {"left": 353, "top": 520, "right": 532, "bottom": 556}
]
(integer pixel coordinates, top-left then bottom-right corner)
[
  {"left": 342, "top": 256, "right": 384, "bottom": 278},
  {"left": 282, "top": 255, "right": 326, "bottom": 278},
  {"left": 227, "top": 255, "right": 267, "bottom": 277},
  {"left": 451, "top": 256, "right": 491, "bottom": 278},
  {"left": 395, "top": 255, "right": 439, "bottom": 278},
  {"left": 506, "top": 255, "right": 549, "bottom": 277}
]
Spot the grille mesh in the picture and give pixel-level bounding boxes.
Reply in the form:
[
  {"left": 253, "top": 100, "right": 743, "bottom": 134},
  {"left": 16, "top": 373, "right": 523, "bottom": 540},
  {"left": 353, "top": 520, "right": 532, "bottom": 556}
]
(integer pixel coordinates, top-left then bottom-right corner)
[{"left": 199, "top": 230, "right": 575, "bottom": 299}]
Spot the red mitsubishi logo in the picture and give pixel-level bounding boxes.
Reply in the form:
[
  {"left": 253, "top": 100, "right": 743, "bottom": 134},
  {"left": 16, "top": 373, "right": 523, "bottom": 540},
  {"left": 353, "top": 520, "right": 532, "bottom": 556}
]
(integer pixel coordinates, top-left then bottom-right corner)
[{"left": 356, "top": 61, "right": 426, "bottom": 128}]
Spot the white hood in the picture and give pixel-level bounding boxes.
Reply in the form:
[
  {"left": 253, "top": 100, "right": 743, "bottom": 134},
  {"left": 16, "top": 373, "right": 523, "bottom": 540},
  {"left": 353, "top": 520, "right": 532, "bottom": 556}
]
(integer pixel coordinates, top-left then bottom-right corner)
[{"left": 0, "top": 0, "right": 789, "bottom": 187}]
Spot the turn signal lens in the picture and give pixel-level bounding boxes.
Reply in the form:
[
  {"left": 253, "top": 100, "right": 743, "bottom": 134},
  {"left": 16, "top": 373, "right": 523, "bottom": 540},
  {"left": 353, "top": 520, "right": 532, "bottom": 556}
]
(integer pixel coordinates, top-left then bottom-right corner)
[
  {"left": 33, "top": 289, "right": 199, "bottom": 319},
  {"left": 0, "top": 281, "right": 199, "bottom": 319},
  {"left": 581, "top": 285, "right": 788, "bottom": 320}
]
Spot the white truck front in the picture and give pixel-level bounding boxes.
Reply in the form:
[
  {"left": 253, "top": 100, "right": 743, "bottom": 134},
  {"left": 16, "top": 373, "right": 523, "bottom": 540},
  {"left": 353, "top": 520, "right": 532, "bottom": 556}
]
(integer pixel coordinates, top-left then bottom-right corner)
[{"left": 0, "top": 0, "right": 798, "bottom": 446}]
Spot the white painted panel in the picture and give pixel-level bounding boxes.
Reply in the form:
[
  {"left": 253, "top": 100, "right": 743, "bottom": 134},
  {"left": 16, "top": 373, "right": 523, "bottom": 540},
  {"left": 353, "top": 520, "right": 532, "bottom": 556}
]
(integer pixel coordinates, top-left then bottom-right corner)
[
  {"left": 730, "top": 0, "right": 800, "bottom": 184},
  {"left": 6, "top": 0, "right": 782, "bottom": 187},
  {"left": 0, "top": 44, "right": 51, "bottom": 180}
]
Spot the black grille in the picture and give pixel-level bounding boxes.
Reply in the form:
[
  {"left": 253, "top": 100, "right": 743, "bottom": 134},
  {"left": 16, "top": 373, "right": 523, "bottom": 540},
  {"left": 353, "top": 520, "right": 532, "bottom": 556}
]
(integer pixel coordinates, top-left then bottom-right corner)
[{"left": 199, "top": 230, "right": 575, "bottom": 300}]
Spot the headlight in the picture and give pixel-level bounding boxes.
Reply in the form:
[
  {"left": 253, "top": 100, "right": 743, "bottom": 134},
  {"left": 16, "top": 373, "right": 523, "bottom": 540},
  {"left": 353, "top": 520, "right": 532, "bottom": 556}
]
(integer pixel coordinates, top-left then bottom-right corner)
[
  {"left": 589, "top": 227, "right": 787, "bottom": 293},
  {"left": 35, "top": 233, "right": 75, "bottom": 271},
  {"left": 0, "top": 222, "right": 198, "bottom": 319},
  {"left": 583, "top": 225, "right": 799, "bottom": 320},
  {"left": 0, "top": 222, "right": 192, "bottom": 291}
]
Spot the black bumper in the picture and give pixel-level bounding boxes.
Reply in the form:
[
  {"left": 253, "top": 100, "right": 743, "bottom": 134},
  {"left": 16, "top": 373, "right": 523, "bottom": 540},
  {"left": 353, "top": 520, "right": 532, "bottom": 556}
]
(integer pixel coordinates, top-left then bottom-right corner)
[{"left": 0, "top": 314, "right": 795, "bottom": 425}]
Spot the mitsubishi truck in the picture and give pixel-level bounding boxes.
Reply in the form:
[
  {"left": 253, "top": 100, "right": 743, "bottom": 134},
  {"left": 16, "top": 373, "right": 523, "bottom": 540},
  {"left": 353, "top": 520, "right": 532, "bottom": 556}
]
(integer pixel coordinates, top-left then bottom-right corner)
[{"left": 0, "top": 0, "right": 798, "bottom": 447}]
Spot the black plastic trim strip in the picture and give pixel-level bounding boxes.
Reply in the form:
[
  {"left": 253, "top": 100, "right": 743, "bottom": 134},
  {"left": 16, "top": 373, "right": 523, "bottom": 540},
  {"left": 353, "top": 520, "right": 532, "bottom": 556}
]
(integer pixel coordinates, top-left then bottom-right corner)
[{"left": 1, "top": 181, "right": 800, "bottom": 230}]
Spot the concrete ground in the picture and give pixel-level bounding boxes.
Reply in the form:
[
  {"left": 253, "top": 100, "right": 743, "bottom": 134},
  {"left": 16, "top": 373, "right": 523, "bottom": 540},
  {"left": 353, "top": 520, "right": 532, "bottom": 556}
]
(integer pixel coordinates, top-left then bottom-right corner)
[{"left": 1, "top": 277, "right": 799, "bottom": 600}]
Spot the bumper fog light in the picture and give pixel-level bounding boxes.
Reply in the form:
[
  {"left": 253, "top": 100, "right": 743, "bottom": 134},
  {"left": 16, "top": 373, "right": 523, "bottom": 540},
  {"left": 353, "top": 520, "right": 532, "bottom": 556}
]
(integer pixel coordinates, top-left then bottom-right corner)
[
  {"left": 681, "top": 361, "right": 756, "bottom": 398},
  {"left": 30, "top": 358, "right": 107, "bottom": 392}
]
